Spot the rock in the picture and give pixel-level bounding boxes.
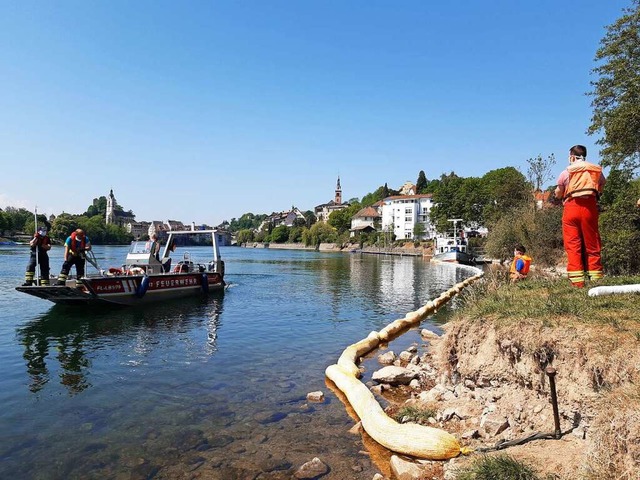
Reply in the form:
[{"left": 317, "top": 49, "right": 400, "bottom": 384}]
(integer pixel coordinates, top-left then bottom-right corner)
[
  {"left": 420, "top": 329, "right": 440, "bottom": 340},
  {"left": 409, "top": 378, "right": 421, "bottom": 389},
  {"left": 461, "top": 429, "right": 480, "bottom": 439},
  {"left": 481, "top": 414, "right": 510, "bottom": 437},
  {"left": 370, "top": 384, "right": 384, "bottom": 395},
  {"left": 378, "top": 351, "right": 396, "bottom": 365},
  {"left": 410, "top": 355, "right": 420, "bottom": 365},
  {"left": 390, "top": 455, "right": 425, "bottom": 480},
  {"left": 533, "top": 404, "right": 544, "bottom": 414},
  {"left": 372, "top": 366, "right": 417, "bottom": 385},
  {"left": 399, "top": 351, "right": 414, "bottom": 363},
  {"left": 348, "top": 422, "right": 362, "bottom": 434},
  {"left": 418, "top": 384, "right": 448, "bottom": 402},
  {"left": 372, "top": 474, "right": 386, "bottom": 480},
  {"left": 441, "top": 408, "right": 456, "bottom": 421},
  {"left": 294, "top": 457, "right": 329, "bottom": 479},
  {"left": 306, "top": 391, "right": 324, "bottom": 402},
  {"left": 407, "top": 345, "right": 418, "bottom": 353},
  {"left": 464, "top": 379, "right": 476, "bottom": 389}
]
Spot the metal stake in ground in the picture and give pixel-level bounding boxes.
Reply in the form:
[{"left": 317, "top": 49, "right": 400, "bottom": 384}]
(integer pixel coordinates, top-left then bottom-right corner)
[{"left": 545, "top": 366, "right": 561, "bottom": 439}]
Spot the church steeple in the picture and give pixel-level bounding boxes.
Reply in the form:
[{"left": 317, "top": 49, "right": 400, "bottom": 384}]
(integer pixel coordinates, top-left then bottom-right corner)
[
  {"left": 335, "top": 176, "right": 342, "bottom": 205},
  {"left": 106, "top": 189, "right": 116, "bottom": 224}
]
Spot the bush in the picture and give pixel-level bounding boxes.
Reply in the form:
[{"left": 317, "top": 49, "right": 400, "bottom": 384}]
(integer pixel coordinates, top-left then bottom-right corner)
[
  {"left": 484, "top": 205, "right": 563, "bottom": 267},
  {"left": 600, "top": 188, "right": 640, "bottom": 275},
  {"left": 453, "top": 454, "right": 546, "bottom": 480}
]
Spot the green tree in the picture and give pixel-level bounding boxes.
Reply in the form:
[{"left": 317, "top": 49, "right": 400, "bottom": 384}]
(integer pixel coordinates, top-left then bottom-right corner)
[
  {"left": 302, "top": 222, "right": 337, "bottom": 247},
  {"left": 526, "top": 154, "right": 556, "bottom": 192},
  {"left": 0, "top": 210, "right": 7, "bottom": 235},
  {"left": 50, "top": 213, "right": 77, "bottom": 242},
  {"left": 600, "top": 178, "right": 640, "bottom": 274},
  {"left": 588, "top": 0, "right": 640, "bottom": 172},
  {"left": 303, "top": 210, "right": 317, "bottom": 228},
  {"left": 288, "top": 226, "right": 304, "bottom": 243},
  {"left": 236, "top": 229, "right": 254, "bottom": 244},
  {"left": 429, "top": 173, "right": 469, "bottom": 231},
  {"left": 416, "top": 170, "right": 428, "bottom": 193},
  {"left": 481, "top": 167, "right": 531, "bottom": 225},
  {"left": 85, "top": 196, "right": 108, "bottom": 218},
  {"left": 269, "top": 225, "right": 289, "bottom": 243},
  {"left": 413, "top": 222, "right": 426, "bottom": 239},
  {"left": 328, "top": 203, "right": 361, "bottom": 234}
]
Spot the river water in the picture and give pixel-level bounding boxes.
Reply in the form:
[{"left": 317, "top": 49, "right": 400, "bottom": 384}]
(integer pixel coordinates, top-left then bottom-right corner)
[{"left": 0, "top": 245, "right": 474, "bottom": 479}]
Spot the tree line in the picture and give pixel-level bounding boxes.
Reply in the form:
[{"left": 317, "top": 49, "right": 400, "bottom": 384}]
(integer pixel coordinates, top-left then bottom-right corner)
[{"left": 0, "top": 195, "right": 133, "bottom": 245}]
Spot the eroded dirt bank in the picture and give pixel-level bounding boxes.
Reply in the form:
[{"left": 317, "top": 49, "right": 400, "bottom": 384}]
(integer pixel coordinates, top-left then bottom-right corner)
[{"left": 377, "top": 317, "right": 640, "bottom": 479}]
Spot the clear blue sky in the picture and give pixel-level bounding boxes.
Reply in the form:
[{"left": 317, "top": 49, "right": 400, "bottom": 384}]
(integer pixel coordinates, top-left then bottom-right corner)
[{"left": 0, "top": 0, "right": 631, "bottom": 226}]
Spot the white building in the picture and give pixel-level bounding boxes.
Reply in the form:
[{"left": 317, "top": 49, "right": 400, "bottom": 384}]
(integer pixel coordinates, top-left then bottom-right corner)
[
  {"left": 380, "top": 194, "right": 436, "bottom": 240},
  {"left": 349, "top": 204, "right": 381, "bottom": 237}
]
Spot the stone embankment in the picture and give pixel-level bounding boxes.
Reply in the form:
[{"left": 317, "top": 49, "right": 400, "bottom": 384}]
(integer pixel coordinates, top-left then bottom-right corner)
[{"left": 240, "top": 242, "right": 430, "bottom": 256}]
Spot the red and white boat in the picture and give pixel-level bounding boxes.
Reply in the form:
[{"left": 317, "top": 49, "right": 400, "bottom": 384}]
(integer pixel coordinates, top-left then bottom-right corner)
[{"left": 16, "top": 229, "right": 225, "bottom": 306}]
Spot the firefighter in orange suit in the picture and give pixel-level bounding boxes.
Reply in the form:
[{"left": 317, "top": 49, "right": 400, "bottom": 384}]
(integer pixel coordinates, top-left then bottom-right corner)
[{"left": 555, "top": 145, "right": 606, "bottom": 288}]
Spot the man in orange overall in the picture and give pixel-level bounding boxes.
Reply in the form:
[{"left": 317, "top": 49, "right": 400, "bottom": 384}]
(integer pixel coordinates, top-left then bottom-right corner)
[{"left": 555, "top": 145, "right": 606, "bottom": 288}]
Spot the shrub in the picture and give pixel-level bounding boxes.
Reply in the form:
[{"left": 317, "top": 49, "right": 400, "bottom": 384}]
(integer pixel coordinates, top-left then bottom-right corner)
[{"left": 453, "top": 454, "right": 546, "bottom": 480}]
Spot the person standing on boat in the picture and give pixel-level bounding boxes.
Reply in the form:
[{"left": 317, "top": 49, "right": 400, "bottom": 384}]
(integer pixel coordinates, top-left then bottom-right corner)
[
  {"left": 146, "top": 233, "right": 160, "bottom": 261},
  {"left": 554, "top": 145, "right": 606, "bottom": 288},
  {"left": 22, "top": 226, "right": 51, "bottom": 286},
  {"left": 509, "top": 245, "right": 532, "bottom": 283},
  {"left": 56, "top": 229, "right": 92, "bottom": 285}
]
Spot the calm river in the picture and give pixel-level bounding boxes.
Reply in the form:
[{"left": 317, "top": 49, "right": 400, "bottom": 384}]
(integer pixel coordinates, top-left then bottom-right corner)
[{"left": 0, "top": 245, "right": 474, "bottom": 479}]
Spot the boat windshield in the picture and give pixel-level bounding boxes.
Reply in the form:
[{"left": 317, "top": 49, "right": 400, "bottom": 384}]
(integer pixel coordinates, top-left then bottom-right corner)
[{"left": 129, "top": 241, "right": 155, "bottom": 254}]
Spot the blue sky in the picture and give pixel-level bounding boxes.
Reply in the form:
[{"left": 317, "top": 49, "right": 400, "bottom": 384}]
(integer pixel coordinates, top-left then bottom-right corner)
[{"left": 0, "top": 1, "right": 631, "bottom": 226}]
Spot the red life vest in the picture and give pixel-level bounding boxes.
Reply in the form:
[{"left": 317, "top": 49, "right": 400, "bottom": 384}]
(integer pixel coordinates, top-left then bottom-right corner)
[
  {"left": 510, "top": 254, "right": 532, "bottom": 276},
  {"left": 69, "top": 231, "right": 86, "bottom": 254},
  {"left": 564, "top": 161, "right": 603, "bottom": 200}
]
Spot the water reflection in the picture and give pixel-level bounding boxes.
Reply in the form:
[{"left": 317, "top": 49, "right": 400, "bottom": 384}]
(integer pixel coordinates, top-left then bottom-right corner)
[{"left": 17, "top": 293, "right": 224, "bottom": 395}]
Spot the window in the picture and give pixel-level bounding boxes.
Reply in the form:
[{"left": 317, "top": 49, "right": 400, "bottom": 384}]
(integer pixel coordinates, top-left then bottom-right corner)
[
  {"left": 405, "top": 208, "right": 412, "bottom": 214},
  {"left": 405, "top": 216, "right": 412, "bottom": 222}
]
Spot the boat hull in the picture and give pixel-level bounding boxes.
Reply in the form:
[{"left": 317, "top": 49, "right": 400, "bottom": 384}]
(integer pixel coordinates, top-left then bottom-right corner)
[
  {"left": 16, "top": 272, "right": 224, "bottom": 306},
  {"left": 430, "top": 251, "right": 475, "bottom": 266}
]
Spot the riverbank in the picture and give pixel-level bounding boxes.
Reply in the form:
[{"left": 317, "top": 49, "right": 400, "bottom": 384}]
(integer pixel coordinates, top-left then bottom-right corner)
[
  {"left": 364, "top": 269, "right": 640, "bottom": 479},
  {"left": 240, "top": 241, "right": 432, "bottom": 257}
]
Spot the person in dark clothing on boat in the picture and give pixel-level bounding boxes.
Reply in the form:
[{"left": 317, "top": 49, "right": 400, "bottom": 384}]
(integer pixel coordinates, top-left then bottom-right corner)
[
  {"left": 23, "top": 226, "right": 52, "bottom": 286},
  {"left": 146, "top": 233, "right": 161, "bottom": 261},
  {"left": 56, "top": 229, "right": 92, "bottom": 285}
]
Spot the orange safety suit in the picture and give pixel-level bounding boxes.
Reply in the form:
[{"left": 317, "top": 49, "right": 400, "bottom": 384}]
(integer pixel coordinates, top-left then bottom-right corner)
[{"left": 559, "top": 161, "right": 605, "bottom": 287}]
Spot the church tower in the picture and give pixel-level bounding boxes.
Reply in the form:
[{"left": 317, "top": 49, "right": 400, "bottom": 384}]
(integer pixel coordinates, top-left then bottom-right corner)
[
  {"left": 334, "top": 176, "right": 342, "bottom": 205},
  {"left": 106, "top": 189, "right": 116, "bottom": 224}
]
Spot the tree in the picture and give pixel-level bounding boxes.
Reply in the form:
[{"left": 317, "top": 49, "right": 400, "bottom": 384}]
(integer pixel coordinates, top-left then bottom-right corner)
[
  {"left": 416, "top": 170, "right": 428, "bottom": 193},
  {"left": 588, "top": 0, "right": 640, "bottom": 172},
  {"left": 303, "top": 210, "right": 317, "bottom": 228},
  {"left": 481, "top": 167, "right": 531, "bottom": 225},
  {"left": 269, "top": 225, "right": 289, "bottom": 243},
  {"left": 236, "top": 229, "right": 254, "bottom": 244},
  {"left": 526, "top": 154, "right": 556, "bottom": 192},
  {"left": 302, "top": 222, "right": 337, "bottom": 247},
  {"left": 328, "top": 203, "right": 361, "bottom": 234}
]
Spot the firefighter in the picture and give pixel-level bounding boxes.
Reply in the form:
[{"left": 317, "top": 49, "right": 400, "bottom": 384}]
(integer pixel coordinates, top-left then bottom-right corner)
[
  {"left": 56, "top": 229, "right": 92, "bottom": 285},
  {"left": 23, "top": 226, "right": 52, "bottom": 286},
  {"left": 555, "top": 145, "right": 606, "bottom": 288}
]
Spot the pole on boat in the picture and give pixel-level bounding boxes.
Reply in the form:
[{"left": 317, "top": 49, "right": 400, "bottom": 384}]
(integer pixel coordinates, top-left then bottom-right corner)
[
  {"left": 448, "top": 218, "right": 463, "bottom": 239},
  {"left": 33, "top": 206, "right": 40, "bottom": 285}
]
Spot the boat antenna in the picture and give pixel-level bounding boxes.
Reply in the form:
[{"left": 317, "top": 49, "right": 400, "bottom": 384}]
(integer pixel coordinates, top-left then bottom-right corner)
[{"left": 34, "top": 206, "right": 40, "bottom": 285}]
